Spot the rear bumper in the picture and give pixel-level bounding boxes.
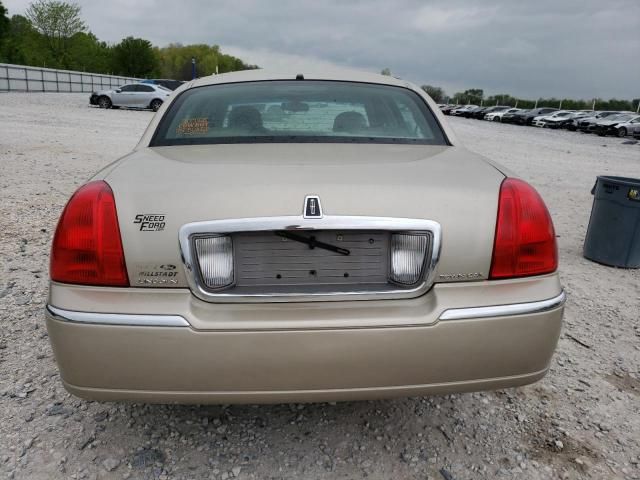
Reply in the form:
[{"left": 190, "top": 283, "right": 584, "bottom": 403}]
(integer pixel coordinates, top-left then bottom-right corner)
[{"left": 45, "top": 276, "right": 564, "bottom": 403}]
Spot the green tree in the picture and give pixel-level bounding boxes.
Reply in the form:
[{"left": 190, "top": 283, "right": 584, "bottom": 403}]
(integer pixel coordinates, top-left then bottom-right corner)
[
  {"left": 380, "top": 67, "right": 391, "bottom": 76},
  {"left": 67, "top": 32, "right": 112, "bottom": 73},
  {"left": 0, "top": 2, "right": 10, "bottom": 46},
  {"left": 155, "top": 43, "right": 255, "bottom": 80},
  {"left": 25, "top": 0, "right": 86, "bottom": 67},
  {"left": 453, "top": 88, "right": 484, "bottom": 105},
  {"left": 0, "top": 3, "right": 8, "bottom": 61},
  {"left": 2, "top": 14, "right": 48, "bottom": 65},
  {"left": 485, "top": 93, "right": 519, "bottom": 107},
  {"left": 112, "top": 36, "right": 158, "bottom": 77},
  {"left": 421, "top": 85, "right": 446, "bottom": 103}
]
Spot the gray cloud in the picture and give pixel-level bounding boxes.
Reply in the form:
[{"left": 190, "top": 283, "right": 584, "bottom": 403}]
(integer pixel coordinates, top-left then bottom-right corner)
[{"left": 4, "top": 0, "right": 639, "bottom": 99}]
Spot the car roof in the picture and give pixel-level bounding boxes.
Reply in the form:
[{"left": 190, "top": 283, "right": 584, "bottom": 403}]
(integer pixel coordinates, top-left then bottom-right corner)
[{"left": 189, "top": 68, "right": 414, "bottom": 89}]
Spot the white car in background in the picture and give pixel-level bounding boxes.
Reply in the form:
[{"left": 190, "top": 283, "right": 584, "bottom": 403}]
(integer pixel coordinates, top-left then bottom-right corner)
[
  {"left": 484, "top": 108, "right": 521, "bottom": 122},
  {"left": 532, "top": 110, "right": 575, "bottom": 128},
  {"left": 90, "top": 83, "right": 172, "bottom": 112},
  {"left": 450, "top": 105, "right": 478, "bottom": 116}
]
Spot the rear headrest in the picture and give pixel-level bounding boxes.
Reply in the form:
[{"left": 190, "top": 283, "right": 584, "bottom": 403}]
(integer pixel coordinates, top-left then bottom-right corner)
[
  {"left": 333, "top": 111, "right": 367, "bottom": 133},
  {"left": 228, "top": 106, "right": 264, "bottom": 131}
]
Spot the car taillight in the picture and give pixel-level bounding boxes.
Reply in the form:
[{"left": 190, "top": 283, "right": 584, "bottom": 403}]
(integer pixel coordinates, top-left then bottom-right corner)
[
  {"left": 50, "top": 180, "right": 129, "bottom": 286},
  {"left": 490, "top": 178, "right": 557, "bottom": 279}
]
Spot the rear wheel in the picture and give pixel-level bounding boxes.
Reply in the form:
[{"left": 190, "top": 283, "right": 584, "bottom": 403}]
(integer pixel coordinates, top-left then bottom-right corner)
[
  {"left": 150, "top": 99, "right": 163, "bottom": 112},
  {"left": 617, "top": 127, "right": 627, "bottom": 137},
  {"left": 97, "top": 96, "right": 112, "bottom": 109},
  {"left": 493, "top": 116, "right": 500, "bottom": 122}
]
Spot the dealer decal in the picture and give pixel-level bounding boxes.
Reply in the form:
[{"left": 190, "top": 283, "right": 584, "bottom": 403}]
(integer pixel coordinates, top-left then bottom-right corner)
[
  {"left": 135, "top": 263, "right": 179, "bottom": 285},
  {"left": 134, "top": 214, "right": 166, "bottom": 231},
  {"left": 176, "top": 118, "right": 208, "bottom": 135}
]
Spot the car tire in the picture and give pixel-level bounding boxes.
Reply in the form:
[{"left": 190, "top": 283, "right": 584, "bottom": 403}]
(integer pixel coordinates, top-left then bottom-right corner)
[
  {"left": 150, "top": 99, "right": 163, "bottom": 112},
  {"left": 97, "top": 96, "right": 112, "bottom": 109},
  {"left": 492, "top": 117, "right": 500, "bottom": 122},
  {"left": 617, "top": 127, "right": 627, "bottom": 137}
]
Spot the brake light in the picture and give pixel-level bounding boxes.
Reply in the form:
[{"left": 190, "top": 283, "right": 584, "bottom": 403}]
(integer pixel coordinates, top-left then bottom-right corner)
[
  {"left": 50, "top": 181, "right": 129, "bottom": 286},
  {"left": 490, "top": 178, "right": 557, "bottom": 279}
]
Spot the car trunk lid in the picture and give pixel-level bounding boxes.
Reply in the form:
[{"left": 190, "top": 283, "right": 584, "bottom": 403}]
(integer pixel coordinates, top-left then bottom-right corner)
[{"left": 103, "top": 143, "right": 504, "bottom": 289}]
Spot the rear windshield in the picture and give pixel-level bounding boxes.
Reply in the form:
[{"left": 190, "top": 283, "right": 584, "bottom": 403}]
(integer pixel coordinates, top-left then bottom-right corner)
[{"left": 150, "top": 80, "right": 447, "bottom": 146}]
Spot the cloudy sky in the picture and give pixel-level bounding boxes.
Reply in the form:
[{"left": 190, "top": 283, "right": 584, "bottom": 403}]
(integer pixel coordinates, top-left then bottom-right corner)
[{"left": 4, "top": 0, "right": 639, "bottom": 99}]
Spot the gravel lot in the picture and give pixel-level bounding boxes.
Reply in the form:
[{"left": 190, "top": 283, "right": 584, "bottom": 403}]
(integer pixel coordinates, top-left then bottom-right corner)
[{"left": 1, "top": 93, "right": 639, "bottom": 480}]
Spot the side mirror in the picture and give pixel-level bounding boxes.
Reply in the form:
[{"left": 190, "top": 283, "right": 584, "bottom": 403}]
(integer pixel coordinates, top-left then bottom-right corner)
[{"left": 115, "top": 89, "right": 121, "bottom": 93}]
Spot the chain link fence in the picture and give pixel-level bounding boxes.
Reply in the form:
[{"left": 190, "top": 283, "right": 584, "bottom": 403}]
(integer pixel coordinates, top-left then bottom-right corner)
[{"left": 0, "top": 63, "right": 140, "bottom": 93}]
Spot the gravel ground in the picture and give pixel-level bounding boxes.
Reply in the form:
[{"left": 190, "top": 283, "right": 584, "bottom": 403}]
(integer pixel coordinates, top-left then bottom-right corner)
[{"left": 1, "top": 93, "right": 639, "bottom": 480}]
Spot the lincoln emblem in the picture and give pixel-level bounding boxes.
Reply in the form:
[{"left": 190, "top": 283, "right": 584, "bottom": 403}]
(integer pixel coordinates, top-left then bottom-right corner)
[{"left": 303, "top": 195, "right": 323, "bottom": 218}]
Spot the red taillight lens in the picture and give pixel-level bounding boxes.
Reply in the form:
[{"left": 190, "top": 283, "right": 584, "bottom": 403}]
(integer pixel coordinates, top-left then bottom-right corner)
[
  {"left": 50, "top": 181, "right": 129, "bottom": 286},
  {"left": 490, "top": 178, "right": 558, "bottom": 279}
]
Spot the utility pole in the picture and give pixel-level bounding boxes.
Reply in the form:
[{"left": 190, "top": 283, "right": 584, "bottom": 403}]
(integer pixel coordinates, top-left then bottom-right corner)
[
  {"left": 559, "top": 99, "right": 563, "bottom": 109},
  {"left": 592, "top": 99, "right": 596, "bottom": 111},
  {"left": 534, "top": 99, "right": 538, "bottom": 109},
  {"left": 191, "top": 57, "right": 196, "bottom": 80}
]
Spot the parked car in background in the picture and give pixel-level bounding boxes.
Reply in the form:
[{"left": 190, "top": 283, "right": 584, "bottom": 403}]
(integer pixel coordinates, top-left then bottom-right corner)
[
  {"left": 473, "top": 106, "right": 509, "bottom": 119},
  {"left": 532, "top": 110, "right": 575, "bottom": 128},
  {"left": 574, "top": 111, "right": 622, "bottom": 132},
  {"left": 484, "top": 107, "right": 521, "bottom": 122},
  {"left": 141, "top": 79, "right": 185, "bottom": 91},
  {"left": 512, "top": 108, "right": 559, "bottom": 126},
  {"left": 90, "top": 83, "right": 171, "bottom": 112},
  {"left": 47, "top": 69, "right": 564, "bottom": 404},
  {"left": 450, "top": 105, "right": 478, "bottom": 116},
  {"left": 561, "top": 111, "right": 594, "bottom": 130},
  {"left": 501, "top": 109, "right": 528, "bottom": 124},
  {"left": 463, "top": 106, "right": 486, "bottom": 118},
  {"left": 440, "top": 105, "right": 460, "bottom": 115},
  {"left": 593, "top": 114, "right": 640, "bottom": 136}
]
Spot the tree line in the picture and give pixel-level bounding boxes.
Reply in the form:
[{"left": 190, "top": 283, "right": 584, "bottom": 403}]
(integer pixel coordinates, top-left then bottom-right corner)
[
  {"left": 421, "top": 85, "right": 639, "bottom": 112},
  {"left": 0, "top": 0, "right": 256, "bottom": 79}
]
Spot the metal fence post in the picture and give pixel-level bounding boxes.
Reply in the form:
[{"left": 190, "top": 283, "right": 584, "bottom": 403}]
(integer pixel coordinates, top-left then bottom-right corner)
[{"left": 24, "top": 67, "right": 28, "bottom": 92}]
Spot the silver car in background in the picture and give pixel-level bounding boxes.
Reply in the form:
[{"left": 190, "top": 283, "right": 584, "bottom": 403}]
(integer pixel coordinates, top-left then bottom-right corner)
[{"left": 90, "top": 83, "right": 172, "bottom": 112}]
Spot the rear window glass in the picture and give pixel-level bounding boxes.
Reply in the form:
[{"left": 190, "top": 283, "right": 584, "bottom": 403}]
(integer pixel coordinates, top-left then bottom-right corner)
[{"left": 150, "top": 80, "right": 447, "bottom": 146}]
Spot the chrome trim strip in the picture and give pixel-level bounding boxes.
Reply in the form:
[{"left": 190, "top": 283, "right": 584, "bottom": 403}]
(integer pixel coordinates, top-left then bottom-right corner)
[
  {"left": 439, "top": 290, "right": 566, "bottom": 321},
  {"left": 179, "top": 215, "right": 442, "bottom": 303},
  {"left": 46, "top": 305, "right": 190, "bottom": 327}
]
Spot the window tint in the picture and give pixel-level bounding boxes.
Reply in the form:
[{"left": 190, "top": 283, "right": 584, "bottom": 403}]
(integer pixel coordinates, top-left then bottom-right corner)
[
  {"left": 137, "top": 85, "right": 155, "bottom": 92},
  {"left": 151, "top": 81, "right": 447, "bottom": 146},
  {"left": 120, "top": 85, "right": 137, "bottom": 92}
]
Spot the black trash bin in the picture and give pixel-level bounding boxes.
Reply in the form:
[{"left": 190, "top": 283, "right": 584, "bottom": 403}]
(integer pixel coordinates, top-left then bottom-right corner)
[{"left": 583, "top": 176, "right": 640, "bottom": 268}]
